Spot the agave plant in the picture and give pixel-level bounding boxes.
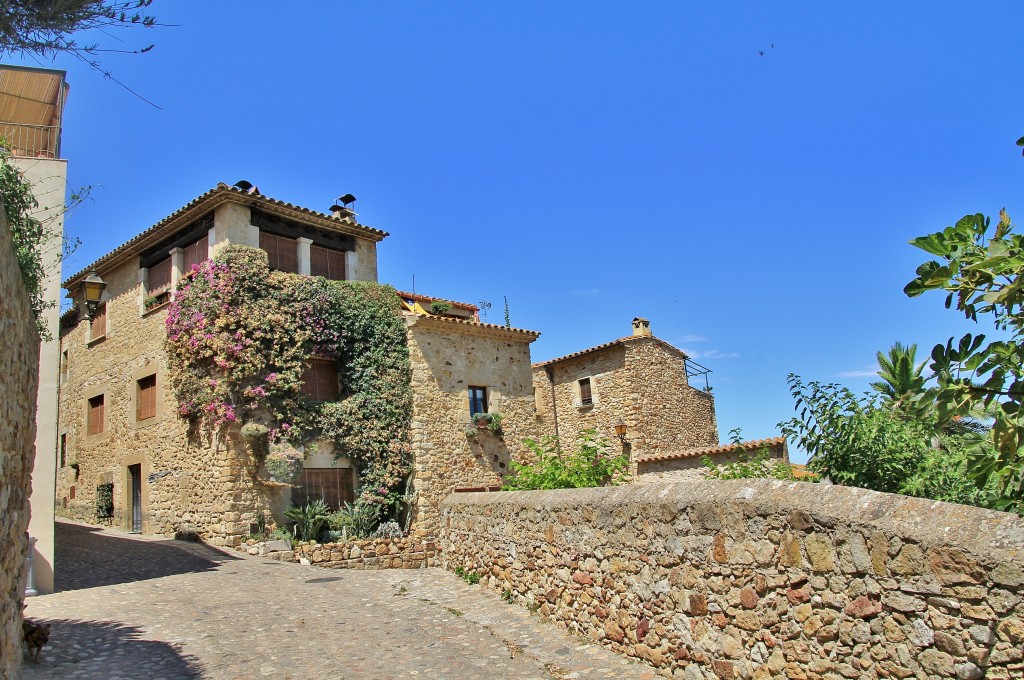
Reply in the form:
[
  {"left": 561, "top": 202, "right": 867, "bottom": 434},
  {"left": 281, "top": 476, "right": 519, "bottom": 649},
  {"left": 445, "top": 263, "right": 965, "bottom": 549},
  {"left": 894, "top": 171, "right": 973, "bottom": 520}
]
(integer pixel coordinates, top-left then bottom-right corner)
[{"left": 284, "top": 499, "right": 331, "bottom": 542}]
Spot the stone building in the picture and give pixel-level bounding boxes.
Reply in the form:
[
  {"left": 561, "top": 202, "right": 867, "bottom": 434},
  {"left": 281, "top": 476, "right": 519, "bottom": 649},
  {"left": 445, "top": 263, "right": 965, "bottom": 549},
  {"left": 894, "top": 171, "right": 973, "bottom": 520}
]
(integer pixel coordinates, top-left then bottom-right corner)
[
  {"left": 1, "top": 64, "right": 70, "bottom": 595},
  {"left": 635, "top": 437, "right": 789, "bottom": 482},
  {"left": 532, "top": 317, "right": 719, "bottom": 471},
  {"left": 55, "top": 182, "right": 724, "bottom": 544}
]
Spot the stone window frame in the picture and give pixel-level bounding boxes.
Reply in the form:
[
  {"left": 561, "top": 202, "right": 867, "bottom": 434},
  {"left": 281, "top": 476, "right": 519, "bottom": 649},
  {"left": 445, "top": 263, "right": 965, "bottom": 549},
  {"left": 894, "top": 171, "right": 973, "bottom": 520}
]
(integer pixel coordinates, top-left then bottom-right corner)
[
  {"left": 82, "top": 383, "right": 111, "bottom": 442},
  {"left": 573, "top": 375, "right": 598, "bottom": 409},
  {"left": 468, "top": 385, "right": 488, "bottom": 417},
  {"left": 129, "top": 366, "right": 163, "bottom": 428}
]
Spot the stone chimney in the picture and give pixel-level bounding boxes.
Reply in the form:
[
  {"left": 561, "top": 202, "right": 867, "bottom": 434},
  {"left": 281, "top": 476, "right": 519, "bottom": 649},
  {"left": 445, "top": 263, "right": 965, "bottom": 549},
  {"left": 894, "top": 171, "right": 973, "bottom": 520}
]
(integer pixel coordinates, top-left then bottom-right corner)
[{"left": 631, "top": 317, "right": 651, "bottom": 337}]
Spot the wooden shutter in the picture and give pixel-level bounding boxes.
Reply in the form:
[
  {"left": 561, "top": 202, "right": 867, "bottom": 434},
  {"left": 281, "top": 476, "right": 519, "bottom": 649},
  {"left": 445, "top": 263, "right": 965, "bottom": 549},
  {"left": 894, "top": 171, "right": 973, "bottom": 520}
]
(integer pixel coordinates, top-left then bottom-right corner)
[
  {"left": 260, "top": 233, "right": 298, "bottom": 273},
  {"left": 88, "top": 395, "right": 105, "bottom": 435},
  {"left": 148, "top": 257, "right": 172, "bottom": 296},
  {"left": 301, "top": 359, "right": 339, "bottom": 401},
  {"left": 183, "top": 234, "right": 209, "bottom": 272},
  {"left": 296, "top": 468, "right": 355, "bottom": 509},
  {"left": 580, "top": 378, "right": 592, "bottom": 405},
  {"left": 311, "top": 245, "right": 346, "bottom": 280},
  {"left": 137, "top": 375, "right": 157, "bottom": 421},
  {"left": 91, "top": 303, "right": 107, "bottom": 338}
]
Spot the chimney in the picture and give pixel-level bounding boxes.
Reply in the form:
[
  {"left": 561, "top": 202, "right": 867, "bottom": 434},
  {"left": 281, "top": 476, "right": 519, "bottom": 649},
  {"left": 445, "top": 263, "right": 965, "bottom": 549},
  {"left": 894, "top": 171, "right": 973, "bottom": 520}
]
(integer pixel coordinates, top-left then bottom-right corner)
[
  {"left": 330, "top": 193, "right": 357, "bottom": 221},
  {"left": 631, "top": 317, "right": 651, "bottom": 337}
]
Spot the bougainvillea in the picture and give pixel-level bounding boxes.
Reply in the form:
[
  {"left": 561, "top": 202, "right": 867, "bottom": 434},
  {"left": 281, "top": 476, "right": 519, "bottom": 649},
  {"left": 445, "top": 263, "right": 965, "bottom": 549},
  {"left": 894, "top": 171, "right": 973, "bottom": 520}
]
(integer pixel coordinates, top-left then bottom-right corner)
[{"left": 165, "top": 245, "right": 413, "bottom": 520}]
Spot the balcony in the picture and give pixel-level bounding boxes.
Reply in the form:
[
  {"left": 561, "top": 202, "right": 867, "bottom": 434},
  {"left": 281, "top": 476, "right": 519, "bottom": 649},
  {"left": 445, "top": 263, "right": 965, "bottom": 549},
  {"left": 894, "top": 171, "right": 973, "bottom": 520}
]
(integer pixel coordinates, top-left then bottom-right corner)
[{"left": 0, "top": 122, "right": 61, "bottom": 159}]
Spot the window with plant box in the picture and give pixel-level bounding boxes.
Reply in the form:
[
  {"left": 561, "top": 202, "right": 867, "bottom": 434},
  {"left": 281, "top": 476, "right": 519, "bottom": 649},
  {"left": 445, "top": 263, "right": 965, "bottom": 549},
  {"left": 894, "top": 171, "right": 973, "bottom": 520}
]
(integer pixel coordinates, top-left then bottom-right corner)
[
  {"left": 136, "top": 374, "right": 157, "bottom": 421},
  {"left": 87, "top": 394, "right": 105, "bottom": 435},
  {"left": 301, "top": 359, "right": 340, "bottom": 402},
  {"left": 259, "top": 232, "right": 298, "bottom": 273},
  {"left": 468, "top": 386, "right": 488, "bottom": 417},
  {"left": 579, "top": 378, "right": 593, "bottom": 407},
  {"left": 294, "top": 467, "right": 355, "bottom": 510},
  {"left": 90, "top": 302, "right": 107, "bottom": 340},
  {"left": 310, "top": 244, "right": 346, "bottom": 280},
  {"left": 146, "top": 255, "right": 172, "bottom": 306}
]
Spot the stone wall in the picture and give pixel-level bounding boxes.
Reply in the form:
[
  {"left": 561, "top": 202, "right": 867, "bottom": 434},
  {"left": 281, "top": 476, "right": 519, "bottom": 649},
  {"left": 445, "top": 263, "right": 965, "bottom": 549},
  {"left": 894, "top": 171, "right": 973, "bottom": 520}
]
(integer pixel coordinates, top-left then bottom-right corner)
[
  {"left": 236, "top": 536, "right": 437, "bottom": 569},
  {"left": 533, "top": 336, "right": 718, "bottom": 469},
  {"left": 441, "top": 480, "right": 1024, "bottom": 679},
  {"left": 0, "top": 202, "right": 42, "bottom": 680},
  {"left": 405, "top": 314, "right": 541, "bottom": 536},
  {"left": 637, "top": 440, "right": 789, "bottom": 484}
]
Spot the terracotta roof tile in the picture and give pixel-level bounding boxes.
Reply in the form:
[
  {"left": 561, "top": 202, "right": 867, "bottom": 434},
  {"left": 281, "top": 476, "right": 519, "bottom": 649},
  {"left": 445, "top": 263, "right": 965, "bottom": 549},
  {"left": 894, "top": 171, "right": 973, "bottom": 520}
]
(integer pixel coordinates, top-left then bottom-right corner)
[
  {"left": 63, "top": 183, "right": 389, "bottom": 289},
  {"left": 637, "top": 437, "right": 787, "bottom": 464},
  {"left": 532, "top": 335, "right": 690, "bottom": 368},
  {"left": 404, "top": 311, "right": 540, "bottom": 339}
]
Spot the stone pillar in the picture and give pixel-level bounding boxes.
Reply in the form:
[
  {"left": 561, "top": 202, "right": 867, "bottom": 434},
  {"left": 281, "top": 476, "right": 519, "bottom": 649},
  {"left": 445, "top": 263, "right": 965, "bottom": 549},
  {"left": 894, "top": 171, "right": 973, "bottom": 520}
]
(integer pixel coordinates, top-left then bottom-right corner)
[
  {"left": 212, "top": 202, "right": 255, "bottom": 254},
  {"left": 297, "top": 237, "right": 312, "bottom": 276},
  {"left": 346, "top": 249, "right": 359, "bottom": 281},
  {"left": 169, "top": 247, "right": 184, "bottom": 298},
  {"left": 207, "top": 225, "right": 217, "bottom": 258},
  {"left": 138, "top": 267, "right": 148, "bottom": 315}
]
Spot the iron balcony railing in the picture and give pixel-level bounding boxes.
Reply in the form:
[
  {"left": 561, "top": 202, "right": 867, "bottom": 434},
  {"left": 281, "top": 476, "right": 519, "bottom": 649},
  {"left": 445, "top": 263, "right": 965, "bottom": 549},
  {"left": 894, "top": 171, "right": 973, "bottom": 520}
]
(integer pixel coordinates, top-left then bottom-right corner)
[{"left": 0, "top": 122, "right": 62, "bottom": 159}]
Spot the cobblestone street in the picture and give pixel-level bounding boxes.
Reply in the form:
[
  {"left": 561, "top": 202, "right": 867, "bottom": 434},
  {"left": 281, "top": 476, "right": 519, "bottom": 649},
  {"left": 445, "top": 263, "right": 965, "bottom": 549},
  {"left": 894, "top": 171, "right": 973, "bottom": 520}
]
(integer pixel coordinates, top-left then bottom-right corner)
[{"left": 21, "top": 521, "right": 650, "bottom": 679}]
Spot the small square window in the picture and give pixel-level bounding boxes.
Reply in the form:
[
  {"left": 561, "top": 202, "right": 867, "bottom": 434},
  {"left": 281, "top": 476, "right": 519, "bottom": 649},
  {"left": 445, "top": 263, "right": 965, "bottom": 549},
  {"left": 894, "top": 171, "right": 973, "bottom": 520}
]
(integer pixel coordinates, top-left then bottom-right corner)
[
  {"left": 579, "top": 378, "right": 593, "bottom": 406},
  {"left": 301, "top": 359, "right": 340, "bottom": 402},
  {"left": 468, "top": 386, "right": 488, "bottom": 416},
  {"left": 90, "top": 303, "right": 107, "bottom": 340},
  {"left": 87, "top": 394, "right": 105, "bottom": 435},
  {"left": 137, "top": 374, "right": 157, "bottom": 421}
]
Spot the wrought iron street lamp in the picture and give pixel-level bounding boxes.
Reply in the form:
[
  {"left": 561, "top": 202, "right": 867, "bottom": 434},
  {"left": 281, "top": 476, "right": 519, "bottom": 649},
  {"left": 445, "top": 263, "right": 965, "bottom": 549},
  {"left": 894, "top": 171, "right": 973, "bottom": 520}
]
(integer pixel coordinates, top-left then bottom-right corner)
[{"left": 81, "top": 269, "right": 107, "bottom": 321}]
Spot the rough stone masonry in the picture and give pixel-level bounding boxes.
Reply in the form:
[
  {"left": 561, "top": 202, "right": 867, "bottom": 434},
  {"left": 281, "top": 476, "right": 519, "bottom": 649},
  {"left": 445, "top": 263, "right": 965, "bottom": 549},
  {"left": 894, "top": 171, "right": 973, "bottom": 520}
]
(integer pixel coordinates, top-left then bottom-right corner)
[
  {"left": 441, "top": 479, "right": 1024, "bottom": 679},
  {"left": 0, "top": 202, "right": 42, "bottom": 680}
]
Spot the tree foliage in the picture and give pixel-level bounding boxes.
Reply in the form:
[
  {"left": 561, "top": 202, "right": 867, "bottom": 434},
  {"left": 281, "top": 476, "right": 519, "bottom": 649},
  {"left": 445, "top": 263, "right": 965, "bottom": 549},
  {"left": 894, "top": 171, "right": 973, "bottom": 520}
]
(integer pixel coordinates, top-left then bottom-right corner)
[
  {"left": 0, "top": 142, "right": 79, "bottom": 338},
  {"left": 0, "top": 0, "right": 156, "bottom": 58},
  {"left": 870, "top": 342, "right": 927, "bottom": 407},
  {"left": 904, "top": 208, "right": 1024, "bottom": 509},
  {"left": 502, "top": 429, "right": 630, "bottom": 490}
]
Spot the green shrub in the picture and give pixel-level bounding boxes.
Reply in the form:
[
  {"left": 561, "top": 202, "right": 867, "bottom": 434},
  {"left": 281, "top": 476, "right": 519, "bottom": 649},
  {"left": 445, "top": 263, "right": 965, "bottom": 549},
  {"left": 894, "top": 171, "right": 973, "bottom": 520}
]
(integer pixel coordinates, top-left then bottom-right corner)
[
  {"left": 454, "top": 566, "right": 481, "bottom": 585},
  {"left": 284, "top": 499, "right": 331, "bottom": 542},
  {"left": 502, "top": 429, "right": 629, "bottom": 490},
  {"left": 326, "top": 501, "right": 378, "bottom": 539},
  {"left": 95, "top": 483, "right": 114, "bottom": 519},
  {"left": 703, "top": 449, "right": 810, "bottom": 482}
]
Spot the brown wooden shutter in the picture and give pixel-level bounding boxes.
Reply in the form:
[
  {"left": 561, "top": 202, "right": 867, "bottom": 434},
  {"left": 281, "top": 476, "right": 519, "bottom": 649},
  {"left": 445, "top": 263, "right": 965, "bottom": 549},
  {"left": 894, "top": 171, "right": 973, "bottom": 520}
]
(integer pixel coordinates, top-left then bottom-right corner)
[
  {"left": 310, "top": 245, "right": 330, "bottom": 278},
  {"left": 259, "top": 231, "right": 275, "bottom": 267},
  {"left": 88, "top": 394, "right": 104, "bottom": 435},
  {"left": 580, "top": 378, "right": 592, "bottom": 405},
  {"left": 137, "top": 375, "right": 157, "bottom": 421},
  {"left": 278, "top": 235, "right": 298, "bottom": 273},
  {"left": 148, "top": 257, "right": 172, "bottom": 296},
  {"left": 328, "top": 249, "right": 346, "bottom": 280},
  {"left": 301, "top": 359, "right": 339, "bottom": 401},
  {"left": 296, "top": 468, "right": 355, "bottom": 509},
  {"left": 91, "top": 303, "right": 107, "bottom": 338},
  {"left": 183, "top": 234, "right": 209, "bottom": 272}
]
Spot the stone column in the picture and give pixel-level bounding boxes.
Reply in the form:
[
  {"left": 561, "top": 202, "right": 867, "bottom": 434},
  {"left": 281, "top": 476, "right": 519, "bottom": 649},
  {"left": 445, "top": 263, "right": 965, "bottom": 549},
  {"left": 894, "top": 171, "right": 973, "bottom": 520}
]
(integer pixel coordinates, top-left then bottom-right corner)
[
  {"left": 297, "top": 237, "right": 312, "bottom": 276},
  {"left": 169, "top": 247, "right": 184, "bottom": 298},
  {"left": 138, "top": 267, "right": 148, "bottom": 315}
]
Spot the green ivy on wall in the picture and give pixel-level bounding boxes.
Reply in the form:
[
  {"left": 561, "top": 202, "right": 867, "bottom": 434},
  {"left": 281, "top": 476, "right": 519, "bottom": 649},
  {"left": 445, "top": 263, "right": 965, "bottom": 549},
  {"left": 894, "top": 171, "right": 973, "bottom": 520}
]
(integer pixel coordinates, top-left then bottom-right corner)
[{"left": 165, "top": 245, "right": 413, "bottom": 520}]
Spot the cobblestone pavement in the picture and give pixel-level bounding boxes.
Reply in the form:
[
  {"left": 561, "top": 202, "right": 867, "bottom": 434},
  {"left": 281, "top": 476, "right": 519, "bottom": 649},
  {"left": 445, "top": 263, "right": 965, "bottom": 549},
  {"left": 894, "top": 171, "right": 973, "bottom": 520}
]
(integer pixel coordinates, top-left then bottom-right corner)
[{"left": 22, "top": 521, "right": 652, "bottom": 679}]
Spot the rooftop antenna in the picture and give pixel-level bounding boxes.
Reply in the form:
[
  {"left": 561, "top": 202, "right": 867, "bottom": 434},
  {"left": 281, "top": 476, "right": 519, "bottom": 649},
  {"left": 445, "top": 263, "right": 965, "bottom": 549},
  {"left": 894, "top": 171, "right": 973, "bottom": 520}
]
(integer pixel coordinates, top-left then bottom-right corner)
[{"left": 412, "top": 273, "right": 415, "bottom": 295}]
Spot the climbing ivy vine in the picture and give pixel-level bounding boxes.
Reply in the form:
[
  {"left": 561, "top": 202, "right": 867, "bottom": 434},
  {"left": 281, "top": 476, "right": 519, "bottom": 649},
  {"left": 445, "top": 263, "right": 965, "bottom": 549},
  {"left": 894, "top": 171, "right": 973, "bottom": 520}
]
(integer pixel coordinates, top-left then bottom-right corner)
[{"left": 165, "top": 245, "right": 413, "bottom": 520}]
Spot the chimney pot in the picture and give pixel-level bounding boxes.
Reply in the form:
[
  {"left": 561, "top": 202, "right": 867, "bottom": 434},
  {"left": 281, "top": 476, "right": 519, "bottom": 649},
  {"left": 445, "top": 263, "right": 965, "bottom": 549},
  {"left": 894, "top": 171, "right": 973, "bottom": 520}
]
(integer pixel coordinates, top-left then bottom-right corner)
[{"left": 631, "top": 317, "right": 651, "bottom": 337}]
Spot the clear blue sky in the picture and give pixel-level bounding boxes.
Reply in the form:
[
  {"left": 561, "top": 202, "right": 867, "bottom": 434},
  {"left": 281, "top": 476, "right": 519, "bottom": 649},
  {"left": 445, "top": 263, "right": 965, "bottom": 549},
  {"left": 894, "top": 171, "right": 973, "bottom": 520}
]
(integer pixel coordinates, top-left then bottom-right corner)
[{"left": 11, "top": 3, "right": 1024, "bottom": 460}]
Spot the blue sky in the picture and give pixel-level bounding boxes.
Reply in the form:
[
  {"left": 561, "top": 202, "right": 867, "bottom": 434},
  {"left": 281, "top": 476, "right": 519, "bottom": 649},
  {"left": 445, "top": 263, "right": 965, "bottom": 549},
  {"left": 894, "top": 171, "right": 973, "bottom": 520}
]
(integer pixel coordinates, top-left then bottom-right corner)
[{"left": 11, "top": 3, "right": 1024, "bottom": 460}]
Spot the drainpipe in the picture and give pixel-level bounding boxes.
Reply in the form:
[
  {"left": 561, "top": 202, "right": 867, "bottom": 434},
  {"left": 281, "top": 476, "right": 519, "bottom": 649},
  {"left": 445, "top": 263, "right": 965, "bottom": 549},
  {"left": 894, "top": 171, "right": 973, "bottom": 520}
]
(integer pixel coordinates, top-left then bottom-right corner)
[{"left": 544, "top": 365, "right": 559, "bottom": 444}]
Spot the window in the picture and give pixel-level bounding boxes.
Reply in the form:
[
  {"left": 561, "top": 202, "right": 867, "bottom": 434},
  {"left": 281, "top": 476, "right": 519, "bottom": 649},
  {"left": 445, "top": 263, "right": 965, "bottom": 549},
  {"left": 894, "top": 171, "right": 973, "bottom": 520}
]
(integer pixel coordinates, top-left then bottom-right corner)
[
  {"left": 60, "top": 349, "right": 68, "bottom": 381},
  {"left": 579, "top": 378, "right": 593, "bottom": 406},
  {"left": 147, "top": 256, "right": 172, "bottom": 299},
  {"left": 87, "top": 394, "right": 105, "bottom": 435},
  {"left": 136, "top": 374, "right": 157, "bottom": 421},
  {"left": 182, "top": 234, "right": 209, "bottom": 273},
  {"left": 59, "top": 433, "right": 66, "bottom": 467},
  {"left": 294, "top": 468, "right": 355, "bottom": 510},
  {"left": 259, "top": 232, "right": 298, "bottom": 273},
  {"left": 90, "top": 303, "right": 107, "bottom": 339},
  {"left": 310, "top": 244, "right": 346, "bottom": 280},
  {"left": 301, "top": 359, "right": 339, "bottom": 401},
  {"left": 468, "top": 386, "right": 488, "bottom": 416}
]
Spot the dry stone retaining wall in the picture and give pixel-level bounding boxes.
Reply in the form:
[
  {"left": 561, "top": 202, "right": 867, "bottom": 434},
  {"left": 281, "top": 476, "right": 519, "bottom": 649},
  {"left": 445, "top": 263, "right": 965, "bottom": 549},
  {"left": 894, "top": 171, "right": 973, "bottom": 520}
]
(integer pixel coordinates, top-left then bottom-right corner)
[
  {"left": 441, "top": 480, "right": 1024, "bottom": 679},
  {"left": 236, "top": 536, "right": 437, "bottom": 569},
  {"left": 0, "top": 203, "right": 41, "bottom": 680}
]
